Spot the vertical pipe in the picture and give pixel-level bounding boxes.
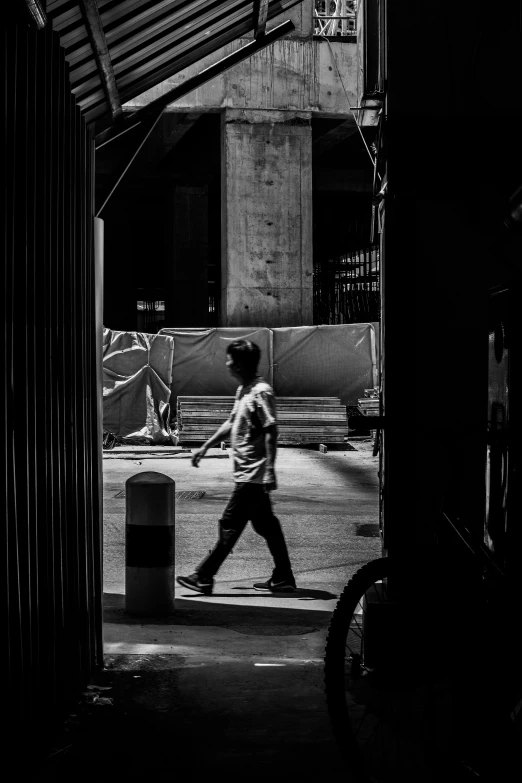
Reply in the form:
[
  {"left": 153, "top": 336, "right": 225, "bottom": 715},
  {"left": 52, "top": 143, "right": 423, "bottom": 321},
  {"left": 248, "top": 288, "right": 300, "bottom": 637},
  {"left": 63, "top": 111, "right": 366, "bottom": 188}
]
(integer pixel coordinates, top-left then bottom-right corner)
[
  {"left": 94, "top": 216, "right": 105, "bottom": 659},
  {"left": 268, "top": 327, "right": 274, "bottom": 389},
  {"left": 365, "top": 247, "right": 369, "bottom": 320},
  {"left": 341, "top": 0, "right": 347, "bottom": 35}
]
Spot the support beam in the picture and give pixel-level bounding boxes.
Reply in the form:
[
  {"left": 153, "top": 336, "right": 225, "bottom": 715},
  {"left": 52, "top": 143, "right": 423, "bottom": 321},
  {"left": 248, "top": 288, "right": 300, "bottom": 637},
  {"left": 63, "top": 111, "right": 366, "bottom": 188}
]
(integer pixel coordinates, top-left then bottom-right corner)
[
  {"left": 80, "top": 0, "right": 122, "bottom": 123},
  {"left": 23, "top": 0, "right": 47, "bottom": 29},
  {"left": 254, "top": 0, "right": 269, "bottom": 39},
  {"left": 95, "top": 18, "right": 295, "bottom": 148}
]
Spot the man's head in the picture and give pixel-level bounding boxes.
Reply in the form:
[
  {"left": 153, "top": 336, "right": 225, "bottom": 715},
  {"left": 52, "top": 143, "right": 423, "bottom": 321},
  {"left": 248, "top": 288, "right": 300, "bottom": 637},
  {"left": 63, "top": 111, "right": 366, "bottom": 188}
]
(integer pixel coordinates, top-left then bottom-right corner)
[{"left": 226, "top": 340, "right": 261, "bottom": 382}]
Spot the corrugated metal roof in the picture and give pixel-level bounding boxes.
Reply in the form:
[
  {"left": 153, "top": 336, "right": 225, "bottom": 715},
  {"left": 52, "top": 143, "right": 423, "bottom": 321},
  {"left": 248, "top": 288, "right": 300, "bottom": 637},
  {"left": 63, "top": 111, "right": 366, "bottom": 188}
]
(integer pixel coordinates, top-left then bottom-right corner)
[{"left": 47, "top": 0, "right": 303, "bottom": 124}]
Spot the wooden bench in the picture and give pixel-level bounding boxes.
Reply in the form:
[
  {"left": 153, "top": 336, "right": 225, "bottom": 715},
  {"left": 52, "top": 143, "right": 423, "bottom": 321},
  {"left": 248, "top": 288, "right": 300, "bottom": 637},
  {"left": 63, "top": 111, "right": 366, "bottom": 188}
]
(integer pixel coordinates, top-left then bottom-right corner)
[{"left": 177, "top": 396, "right": 348, "bottom": 445}]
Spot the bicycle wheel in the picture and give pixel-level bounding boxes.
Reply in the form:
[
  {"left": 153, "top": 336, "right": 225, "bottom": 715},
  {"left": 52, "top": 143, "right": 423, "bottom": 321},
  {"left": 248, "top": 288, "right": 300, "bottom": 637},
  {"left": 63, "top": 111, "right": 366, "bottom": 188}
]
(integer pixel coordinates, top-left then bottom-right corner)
[{"left": 324, "top": 558, "right": 458, "bottom": 783}]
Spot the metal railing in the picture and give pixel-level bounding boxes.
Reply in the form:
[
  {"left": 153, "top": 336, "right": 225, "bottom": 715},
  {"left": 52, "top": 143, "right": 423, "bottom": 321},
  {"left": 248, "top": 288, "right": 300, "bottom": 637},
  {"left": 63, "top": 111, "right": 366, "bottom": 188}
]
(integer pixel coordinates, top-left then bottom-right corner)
[
  {"left": 137, "top": 293, "right": 165, "bottom": 334},
  {"left": 314, "top": 0, "right": 357, "bottom": 37}
]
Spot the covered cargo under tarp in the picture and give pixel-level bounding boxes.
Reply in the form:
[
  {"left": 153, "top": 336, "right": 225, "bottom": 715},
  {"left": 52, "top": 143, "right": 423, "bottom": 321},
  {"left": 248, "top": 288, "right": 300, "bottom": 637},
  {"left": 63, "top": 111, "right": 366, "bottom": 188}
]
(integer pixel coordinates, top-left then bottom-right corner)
[
  {"left": 102, "top": 329, "right": 174, "bottom": 444},
  {"left": 159, "top": 327, "right": 273, "bottom": 403},
  {"left": 272, "top": 324, "right": 378, "bottom": 405},
  {"left": 159, "top": 324, "right": 378, "bottom": 406}
]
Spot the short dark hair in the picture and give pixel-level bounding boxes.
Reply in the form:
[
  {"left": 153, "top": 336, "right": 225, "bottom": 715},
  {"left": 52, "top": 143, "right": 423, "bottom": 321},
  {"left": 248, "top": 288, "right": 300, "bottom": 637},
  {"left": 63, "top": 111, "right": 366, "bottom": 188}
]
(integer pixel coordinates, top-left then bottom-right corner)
[{"left": 226, "top": 339, "right": 261, "bottom": 373}]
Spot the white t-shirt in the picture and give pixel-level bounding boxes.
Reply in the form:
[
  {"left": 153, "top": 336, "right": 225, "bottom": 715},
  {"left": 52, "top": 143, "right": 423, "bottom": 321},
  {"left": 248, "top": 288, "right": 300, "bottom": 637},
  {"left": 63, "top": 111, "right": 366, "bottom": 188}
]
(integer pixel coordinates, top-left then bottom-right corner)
[{"left": 229, "top": 377, "right": 277, "bottom": 484}]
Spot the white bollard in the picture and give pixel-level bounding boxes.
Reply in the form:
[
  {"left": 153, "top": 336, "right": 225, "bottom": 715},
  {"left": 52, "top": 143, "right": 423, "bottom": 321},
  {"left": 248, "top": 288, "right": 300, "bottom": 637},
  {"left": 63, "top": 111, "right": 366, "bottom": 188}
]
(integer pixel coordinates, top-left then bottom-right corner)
[{"left": 125, "top": 471, "right": 175, "bottom": 615}]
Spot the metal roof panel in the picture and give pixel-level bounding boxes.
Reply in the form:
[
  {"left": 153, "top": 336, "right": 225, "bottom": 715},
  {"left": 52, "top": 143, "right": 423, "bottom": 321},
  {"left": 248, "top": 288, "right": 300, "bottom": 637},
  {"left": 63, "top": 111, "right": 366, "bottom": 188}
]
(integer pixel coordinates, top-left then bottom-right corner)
[{"left": 48, "top": 0, "right": 304, "bottom": 124}]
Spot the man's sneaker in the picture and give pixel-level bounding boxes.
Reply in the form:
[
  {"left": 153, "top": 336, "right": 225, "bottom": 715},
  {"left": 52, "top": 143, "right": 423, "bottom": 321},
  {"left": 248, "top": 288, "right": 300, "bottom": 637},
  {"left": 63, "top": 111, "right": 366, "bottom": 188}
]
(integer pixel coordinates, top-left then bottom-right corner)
[
  {"left": 253, "top": 577, "right": 297, "bottom": 592},
  {"left": 176, "top": 573, "right": 213, "bottom": 595}
]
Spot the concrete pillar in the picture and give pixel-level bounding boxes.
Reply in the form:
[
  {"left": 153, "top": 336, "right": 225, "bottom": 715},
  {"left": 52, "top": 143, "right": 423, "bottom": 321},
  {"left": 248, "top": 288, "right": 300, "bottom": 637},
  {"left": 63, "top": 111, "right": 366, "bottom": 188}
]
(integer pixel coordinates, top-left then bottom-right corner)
[{"left": 221, "top": 109, "right": 313, "bottom": 327}]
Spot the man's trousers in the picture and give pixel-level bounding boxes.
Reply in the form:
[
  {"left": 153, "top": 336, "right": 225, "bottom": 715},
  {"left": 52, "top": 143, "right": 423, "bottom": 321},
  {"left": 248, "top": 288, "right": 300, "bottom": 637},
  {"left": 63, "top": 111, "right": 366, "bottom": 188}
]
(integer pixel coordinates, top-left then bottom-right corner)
[{"left": 197, "top": 482, "right": 293, "bottom": 582}]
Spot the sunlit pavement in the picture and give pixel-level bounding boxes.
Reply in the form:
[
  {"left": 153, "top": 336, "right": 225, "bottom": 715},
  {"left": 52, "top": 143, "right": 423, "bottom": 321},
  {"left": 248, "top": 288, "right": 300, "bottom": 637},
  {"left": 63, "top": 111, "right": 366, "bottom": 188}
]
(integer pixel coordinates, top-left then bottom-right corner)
[
  {"left": 104, "top": 442, "right": 380, "bottom": 597},
  {"left": 103, "top": 441, "right": 380, "bottom": 652},
  {"left": 35, "top": 441, "right": 380, "bottom": 780}
]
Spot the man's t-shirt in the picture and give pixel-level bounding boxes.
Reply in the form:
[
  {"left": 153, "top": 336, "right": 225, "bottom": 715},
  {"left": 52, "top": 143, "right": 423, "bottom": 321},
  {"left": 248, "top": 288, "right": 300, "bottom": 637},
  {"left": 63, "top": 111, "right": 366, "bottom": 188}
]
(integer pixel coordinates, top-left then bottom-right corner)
[{"left": 229, "top": 377, "right": 277, "bottom": 484}]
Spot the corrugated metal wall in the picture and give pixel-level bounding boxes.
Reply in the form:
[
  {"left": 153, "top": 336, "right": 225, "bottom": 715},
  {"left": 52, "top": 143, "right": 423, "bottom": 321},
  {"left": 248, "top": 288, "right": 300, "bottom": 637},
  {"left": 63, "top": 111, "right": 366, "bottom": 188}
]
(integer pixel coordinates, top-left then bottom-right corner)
[{"left": 4, "top": 19, "right": 103, "bottom": 759}]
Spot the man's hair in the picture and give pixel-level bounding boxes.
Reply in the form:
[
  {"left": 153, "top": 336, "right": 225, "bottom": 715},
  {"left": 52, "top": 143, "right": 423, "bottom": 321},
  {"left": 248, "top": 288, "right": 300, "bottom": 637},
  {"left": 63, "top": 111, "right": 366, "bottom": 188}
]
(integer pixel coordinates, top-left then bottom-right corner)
[{"left": 226, "top": 339, "right": 261, "bottom": 374}]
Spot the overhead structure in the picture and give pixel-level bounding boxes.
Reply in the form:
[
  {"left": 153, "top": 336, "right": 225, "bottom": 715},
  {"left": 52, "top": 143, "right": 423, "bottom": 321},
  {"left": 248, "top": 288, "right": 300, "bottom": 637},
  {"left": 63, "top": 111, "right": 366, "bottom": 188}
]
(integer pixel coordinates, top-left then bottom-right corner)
[
  {"left": 79, "top": 0, "right": 123, "bottom": 121},
  {"left": 46, "top": 0, "right": 304, "bottom": 127},
  {"left": 254, "top": 0, "right": 270, "bottom": 38},
  {"left": 94, "top": 17, "right": 295, "bottom": 149}
]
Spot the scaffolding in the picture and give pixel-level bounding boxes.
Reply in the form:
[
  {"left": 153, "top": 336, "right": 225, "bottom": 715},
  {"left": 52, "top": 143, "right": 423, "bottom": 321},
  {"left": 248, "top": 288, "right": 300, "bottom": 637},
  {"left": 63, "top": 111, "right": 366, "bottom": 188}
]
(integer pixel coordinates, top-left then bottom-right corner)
[
  {"left": 314, "top": 245, "right": 379, "bottom": 324},
  {"left": 314, "top": 0, "right": 357, "bottom": 37}
]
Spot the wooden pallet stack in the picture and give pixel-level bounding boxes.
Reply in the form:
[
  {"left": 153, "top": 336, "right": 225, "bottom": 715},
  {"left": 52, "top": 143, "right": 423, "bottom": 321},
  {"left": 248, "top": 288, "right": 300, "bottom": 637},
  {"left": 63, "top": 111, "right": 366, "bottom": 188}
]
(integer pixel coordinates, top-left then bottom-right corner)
[
  {"left": 357, "top": 388, "right": 380, "bottom": 417},
  {"left": 177, "top": 396, "right": 348, "bottom": 445}
]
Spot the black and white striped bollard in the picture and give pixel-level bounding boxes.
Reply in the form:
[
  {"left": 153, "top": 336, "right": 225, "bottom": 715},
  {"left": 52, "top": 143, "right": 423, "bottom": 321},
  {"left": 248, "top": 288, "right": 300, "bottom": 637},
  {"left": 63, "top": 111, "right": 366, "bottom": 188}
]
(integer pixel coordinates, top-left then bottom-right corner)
[{"left": 125, "top": 471, "right": 175, "bottom": 614}]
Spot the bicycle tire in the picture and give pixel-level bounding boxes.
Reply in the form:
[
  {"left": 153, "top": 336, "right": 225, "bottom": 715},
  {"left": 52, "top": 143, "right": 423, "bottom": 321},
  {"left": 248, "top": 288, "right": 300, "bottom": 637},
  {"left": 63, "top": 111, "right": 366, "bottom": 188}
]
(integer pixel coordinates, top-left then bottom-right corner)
[
  {"left": 324, "top": 559, "right": 385, "bottom": 782},
  {"left": 324, "top": 558, "right": 522, "bottom": 782},
  {"left": 324, "top": 558, "right": 460, "bottom": 783}
]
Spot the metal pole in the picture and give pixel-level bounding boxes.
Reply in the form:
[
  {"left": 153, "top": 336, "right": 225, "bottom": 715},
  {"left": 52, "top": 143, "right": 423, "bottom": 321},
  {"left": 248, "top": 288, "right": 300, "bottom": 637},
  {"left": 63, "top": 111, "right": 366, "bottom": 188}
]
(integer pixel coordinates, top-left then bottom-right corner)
[
  {"left": 94, "top": 216, "right": 105, "bottom": 659},
  {"left": 95, "top": 110, "right": 163, "bottom": 217}
]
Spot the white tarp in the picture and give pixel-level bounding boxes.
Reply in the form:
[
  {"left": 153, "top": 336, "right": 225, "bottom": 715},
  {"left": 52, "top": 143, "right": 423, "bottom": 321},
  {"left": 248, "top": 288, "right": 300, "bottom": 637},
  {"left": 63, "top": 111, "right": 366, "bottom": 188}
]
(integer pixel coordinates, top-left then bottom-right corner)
[
  {"left": 102, "top": 329, "right": 174, "bottom": 443},
  {"left": 272, "top": 324, "right": 378, "bottom": 405},
  {"left": 159, "top": 327, "right": 273, "bottom": 402},
  {"left": 158, "top": 323, "right": 378, "bottom": 406}
]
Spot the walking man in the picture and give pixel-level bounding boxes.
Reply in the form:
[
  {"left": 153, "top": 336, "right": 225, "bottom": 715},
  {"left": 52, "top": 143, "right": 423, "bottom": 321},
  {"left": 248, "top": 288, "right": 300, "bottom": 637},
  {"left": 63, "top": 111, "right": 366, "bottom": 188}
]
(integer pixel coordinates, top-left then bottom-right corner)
[{"left": 177, "top": 339, "right": 296, "bottom": 595}]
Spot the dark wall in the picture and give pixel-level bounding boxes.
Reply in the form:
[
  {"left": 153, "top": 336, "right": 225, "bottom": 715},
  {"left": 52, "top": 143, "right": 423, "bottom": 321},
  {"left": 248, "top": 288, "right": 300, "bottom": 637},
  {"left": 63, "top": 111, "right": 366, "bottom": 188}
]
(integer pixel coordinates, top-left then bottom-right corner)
[
  {"left": 4, "top": 20, "right": 102, "bottom": 765},
  {"left": 313, "top": 191, "right": 373, "bottom": 259},
  {"left": 312, "top": 121, "right": 375, "bottom": 261},
  {"left": 381, "top": 0, "right": 522, "bottom": 575}
]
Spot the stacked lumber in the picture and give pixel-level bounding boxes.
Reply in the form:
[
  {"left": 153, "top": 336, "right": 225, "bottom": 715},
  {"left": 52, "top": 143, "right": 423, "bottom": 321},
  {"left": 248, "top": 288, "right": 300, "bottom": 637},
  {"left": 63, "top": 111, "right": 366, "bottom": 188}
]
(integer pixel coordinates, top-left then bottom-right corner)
[
  {"left": 357, "top": 387, "right": 380, "bottom": 417},
  {"left": 177, "top": 396, "right": 348, "bottom": 445}
]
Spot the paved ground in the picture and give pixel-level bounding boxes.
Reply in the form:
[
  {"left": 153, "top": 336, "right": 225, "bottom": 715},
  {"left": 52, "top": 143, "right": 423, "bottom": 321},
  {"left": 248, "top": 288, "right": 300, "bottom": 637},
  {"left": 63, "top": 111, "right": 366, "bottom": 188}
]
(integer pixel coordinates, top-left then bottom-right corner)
[
  {"left": 36, "top": 440, "right": 380, "bottom": 781},
  {"left": 104, "top": 441, "right": 380, "bottom": 601}
]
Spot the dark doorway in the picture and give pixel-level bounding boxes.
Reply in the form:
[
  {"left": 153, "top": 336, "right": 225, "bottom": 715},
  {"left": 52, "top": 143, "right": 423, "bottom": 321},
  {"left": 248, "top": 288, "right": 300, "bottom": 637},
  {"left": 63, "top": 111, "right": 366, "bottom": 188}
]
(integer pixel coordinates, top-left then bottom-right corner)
[
  {"left": 97, "top": 112, "right": 221, "bottom": 332},
  {"left": 312, "top": 118, "right": 378, "bottom": 324}
]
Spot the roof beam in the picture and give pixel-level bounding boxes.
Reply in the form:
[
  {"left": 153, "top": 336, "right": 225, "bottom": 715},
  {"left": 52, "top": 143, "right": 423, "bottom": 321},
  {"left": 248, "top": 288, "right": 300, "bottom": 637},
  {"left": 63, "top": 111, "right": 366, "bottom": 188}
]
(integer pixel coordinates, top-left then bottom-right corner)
[
  {"left": 254, "top": 0, "right": 269, "bottom": 39},
  {"left": 95, "top": 17, "right": 295, "bottom": 148},
  {"left": 23, "top": 0, "right": 47, "bottom": 29},
  {"left": 79, "top": 0, "right": 122, "bottom": 123}
]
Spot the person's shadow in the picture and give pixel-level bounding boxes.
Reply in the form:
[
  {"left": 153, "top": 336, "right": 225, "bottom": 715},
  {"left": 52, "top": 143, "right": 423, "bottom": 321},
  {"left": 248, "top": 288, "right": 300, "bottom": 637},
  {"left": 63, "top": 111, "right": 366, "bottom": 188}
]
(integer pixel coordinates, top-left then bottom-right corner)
[
  {"left": 180, "top": 587, "right": 337, "bottom": 600},
  {"left": 103, "top": 590, "right": 337, "bottom": 632}
]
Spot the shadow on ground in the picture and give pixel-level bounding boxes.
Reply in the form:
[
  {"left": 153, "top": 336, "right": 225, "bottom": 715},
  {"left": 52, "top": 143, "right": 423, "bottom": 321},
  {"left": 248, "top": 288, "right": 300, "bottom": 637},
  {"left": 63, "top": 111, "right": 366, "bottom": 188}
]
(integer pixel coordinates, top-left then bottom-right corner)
[
  {"left": 34, "top": 651, "right": 346, "bottom": 782},
  {"left": 188, "top": 587, "right": 337, "bottom": 599},
  {"left": 34, "top": 594, "right": 346, "bottom": 780},
  {"left": 104, "top": 592, "right": 335, "bottom": 635}
]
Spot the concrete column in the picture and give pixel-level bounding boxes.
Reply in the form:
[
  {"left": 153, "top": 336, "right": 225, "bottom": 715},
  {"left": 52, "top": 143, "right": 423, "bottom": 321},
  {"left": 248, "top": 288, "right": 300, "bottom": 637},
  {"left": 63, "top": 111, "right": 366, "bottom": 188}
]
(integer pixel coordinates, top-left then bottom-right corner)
[{"left": 221, "top": 109, "right": 313, "bottom": 327}]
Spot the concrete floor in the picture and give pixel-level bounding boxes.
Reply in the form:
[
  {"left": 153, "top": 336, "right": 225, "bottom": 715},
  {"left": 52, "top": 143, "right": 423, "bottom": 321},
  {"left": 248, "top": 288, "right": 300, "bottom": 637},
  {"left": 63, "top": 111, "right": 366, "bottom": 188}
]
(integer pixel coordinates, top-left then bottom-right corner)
[{"left": 37, "top": 440, "right": 380, "bottom": 781}]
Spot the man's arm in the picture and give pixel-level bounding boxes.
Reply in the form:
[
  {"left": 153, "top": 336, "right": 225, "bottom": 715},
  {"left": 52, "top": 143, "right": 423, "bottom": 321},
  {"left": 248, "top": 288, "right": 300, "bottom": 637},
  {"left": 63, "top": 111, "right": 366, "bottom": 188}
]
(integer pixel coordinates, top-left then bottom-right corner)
[
  {"left": 263, "top": 424, "right": 278, "bottom": 491},
  {"left": 191, "top": 419, "right": 233, "bottom": 467}
]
